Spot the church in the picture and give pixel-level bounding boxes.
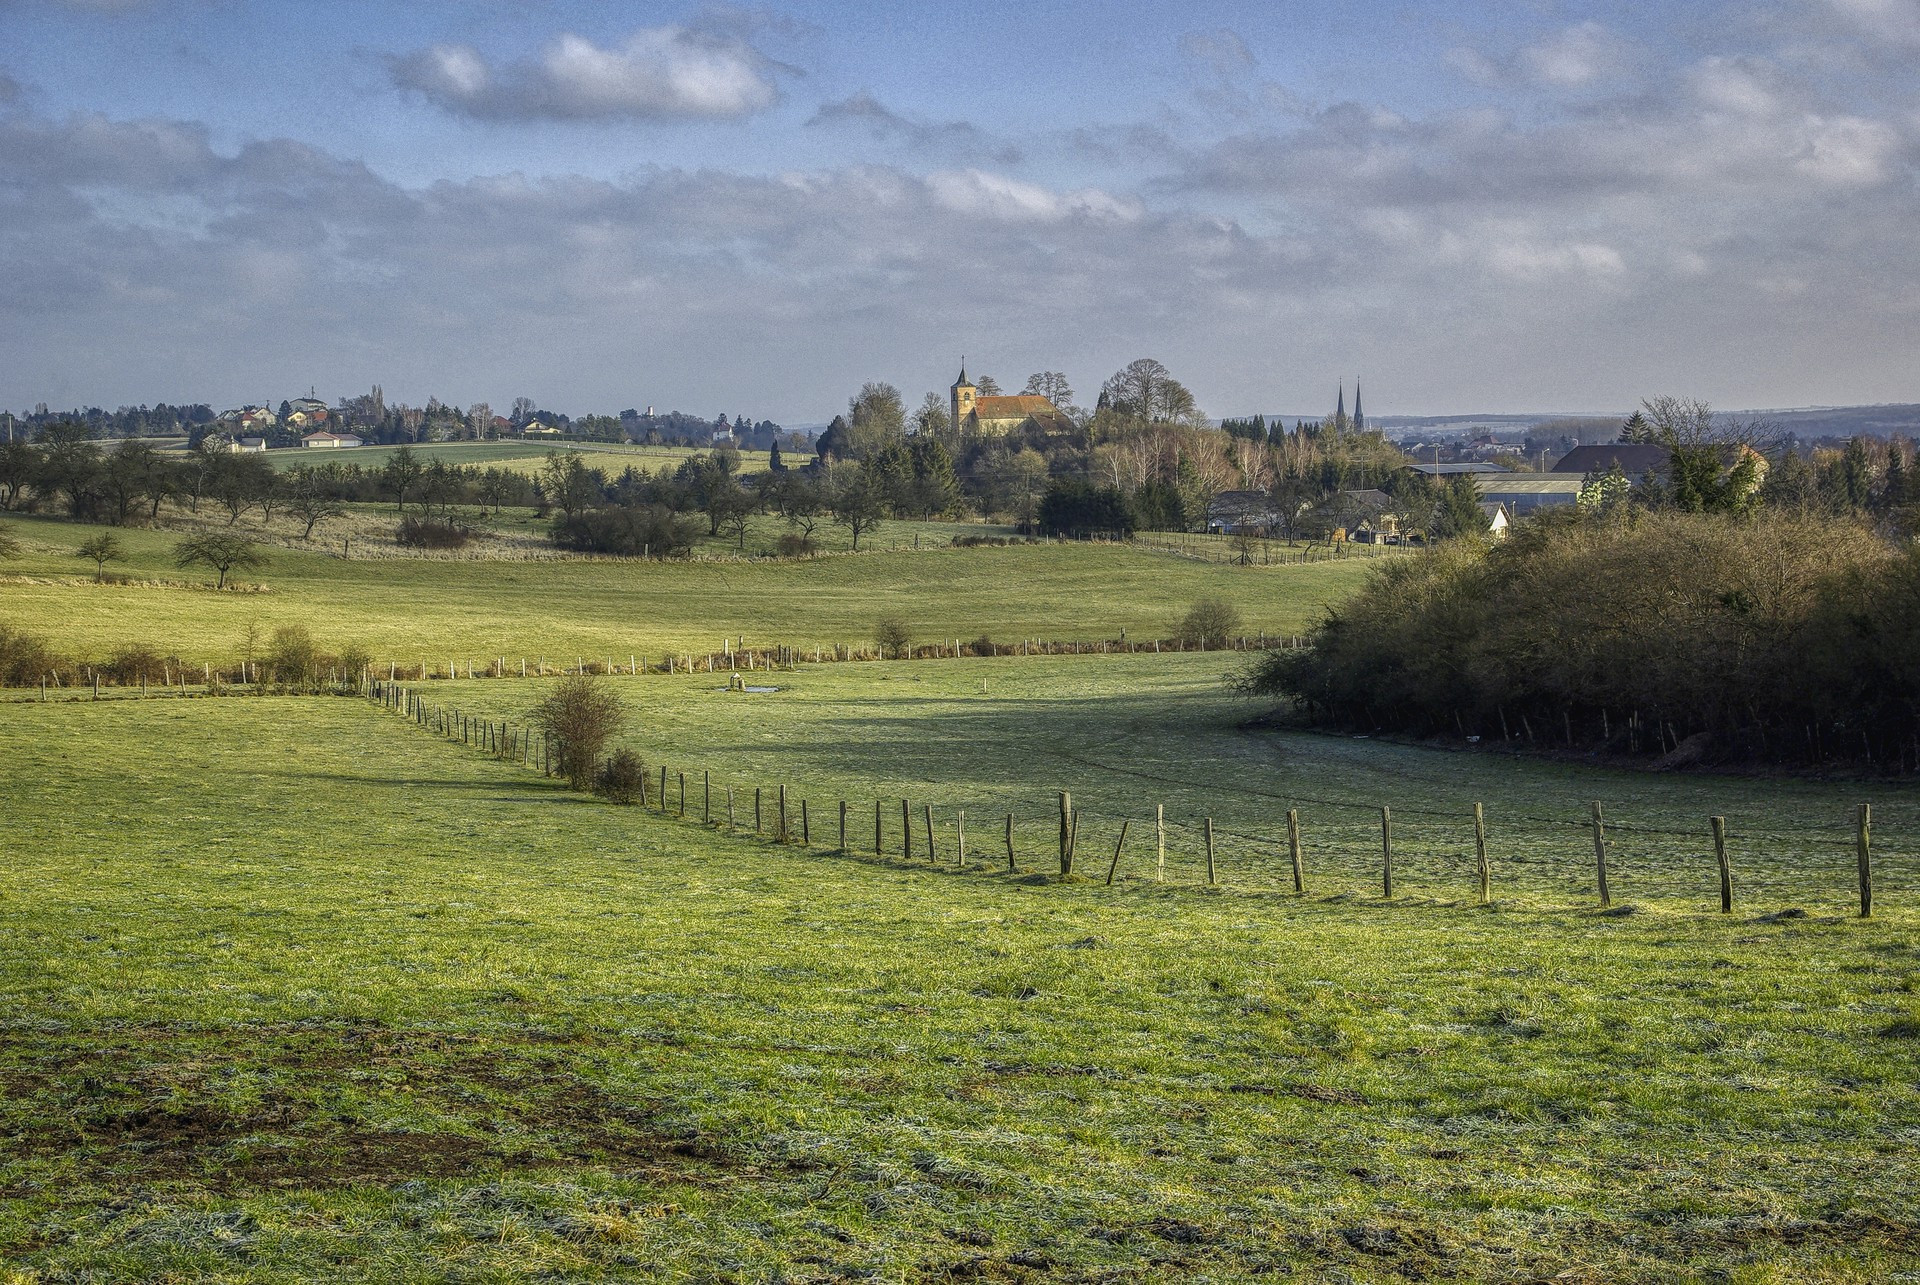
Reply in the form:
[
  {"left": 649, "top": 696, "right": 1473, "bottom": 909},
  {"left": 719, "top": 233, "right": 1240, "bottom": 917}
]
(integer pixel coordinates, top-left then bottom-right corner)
[
  {"left": 1333, "top": 381, "right": 1366, "bottom": 431},
  {"left": 950, "top": 364, "right": 1073, "bottom": 436}
]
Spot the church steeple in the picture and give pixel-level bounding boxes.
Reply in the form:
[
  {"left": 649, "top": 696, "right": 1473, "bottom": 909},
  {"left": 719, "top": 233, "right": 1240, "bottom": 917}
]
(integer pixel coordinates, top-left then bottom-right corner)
[
  {"left": 1334, "top": 381, "right": 1346, "bottom": 426},
  {"left": 1352, "top": 381, "right": 1364, "bottom": 432},
  {"left": 951, "top": 358, "right": 978, "bottom": 431}
]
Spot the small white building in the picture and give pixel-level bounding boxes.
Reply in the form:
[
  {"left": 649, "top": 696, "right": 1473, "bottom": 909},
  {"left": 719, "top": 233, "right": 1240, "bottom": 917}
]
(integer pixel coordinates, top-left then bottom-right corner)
[
  {"left": 300, "top": 430, "right": 363, "bottom": 449},
  {"left": 232, "top": 436, "right": 268, "bottom": 454},
  {"left": 1479, "top": 501, "right": 1511, "bottom": 539}
]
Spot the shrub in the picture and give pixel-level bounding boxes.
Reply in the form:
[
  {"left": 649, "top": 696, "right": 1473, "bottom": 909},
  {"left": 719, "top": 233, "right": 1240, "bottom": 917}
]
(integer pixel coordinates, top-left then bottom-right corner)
[
  {"left": 775, "top": 532, "right": 816, "bottom": 558},
  {"left": 396, "top": 517, "right": 470, "bottom": 549},
  {"left": 875, "top": 616, "right": 911, "bottom": 659},
  {"left": 1179, "top": 599, "right": 1242, "bottom": 647},
  {"left": 532, "top": 674, "right": 628, "bottom": 790},
  {"left": 595, "top": 749, "right": 649, "bottom": 804},
  {"left": 265, "top": 625, "right": 321, "bottom": 687},
  {"left": 336, "top": 642, "right": 373, "bottom": 690},
  {"left": 0, "top": 621, "right": 55, "bottom": 686},
  {"left": 971, "top": 634, "right": 997, "bottom": 657},
  {"left": 550, "top": 505, "right": 697, "bottom": 558},
  {"left": 104, "top": 644, "right": 170, "bottom": 684}
]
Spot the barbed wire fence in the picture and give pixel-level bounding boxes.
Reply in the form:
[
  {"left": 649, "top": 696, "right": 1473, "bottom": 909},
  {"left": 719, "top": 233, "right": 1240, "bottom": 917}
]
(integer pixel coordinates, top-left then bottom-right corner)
[{"left": 363, "top": 677, "right": 1908, "bottom": 919}]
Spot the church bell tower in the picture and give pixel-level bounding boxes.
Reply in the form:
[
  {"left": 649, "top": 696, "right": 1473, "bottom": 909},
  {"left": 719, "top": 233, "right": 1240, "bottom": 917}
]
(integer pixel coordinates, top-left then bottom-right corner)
[{"left": 950, "top": 361, "right": 977, "bottom": 432}]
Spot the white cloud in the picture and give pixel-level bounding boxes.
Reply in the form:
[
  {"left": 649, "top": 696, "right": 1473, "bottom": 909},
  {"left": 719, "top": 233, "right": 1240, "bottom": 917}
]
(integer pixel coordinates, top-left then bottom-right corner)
[
  {"left": 393, "top": 27, "right": 778, "bottom": 121},
  {"left": 1823, "top": 0, "right": 1920, "bottom": 47},
  {"left": 926, "top": 169, "right": 1139, "bottom": 223},
  {"left": 1517, "top": 22, "right": 1635, "bottom": 88}
]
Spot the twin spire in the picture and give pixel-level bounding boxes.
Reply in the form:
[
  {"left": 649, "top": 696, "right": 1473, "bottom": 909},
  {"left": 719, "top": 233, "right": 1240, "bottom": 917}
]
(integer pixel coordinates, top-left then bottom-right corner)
[{"left": 1335, "top": 380, "right": 1365, "bottom": 430}]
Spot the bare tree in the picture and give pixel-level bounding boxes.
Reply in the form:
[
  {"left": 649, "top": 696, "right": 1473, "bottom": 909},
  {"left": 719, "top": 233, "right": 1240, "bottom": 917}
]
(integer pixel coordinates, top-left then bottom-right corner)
[
  {"left": 284, "top": 468, "right": 347, "bottom": 539},
  {"left": 76, "top": 532, "right": 125, "bottom": 580},
  {"left": 174, "top": 533, "right": 269, "bottom": 588},
  {"left": 532, "top": 674, "right": 628, "bottom": 790},
  {"left": 1102, "top": 358, "right": 1203, "bottom": 426},
  {"left": 1022, "top": 371, "right": 1075, "bottom": 409}
]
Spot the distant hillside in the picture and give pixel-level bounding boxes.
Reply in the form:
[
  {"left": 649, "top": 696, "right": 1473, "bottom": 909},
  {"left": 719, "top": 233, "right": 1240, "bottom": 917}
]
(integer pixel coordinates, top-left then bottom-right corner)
[{"left": 1251, "top": 404, "right": 1920, "bottom": 440}]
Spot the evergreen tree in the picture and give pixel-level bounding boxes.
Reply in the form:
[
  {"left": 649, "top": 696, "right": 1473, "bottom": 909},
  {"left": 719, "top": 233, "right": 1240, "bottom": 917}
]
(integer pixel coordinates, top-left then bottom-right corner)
[
  {"left": 769, "top": 439, "right": 786, "bottom": 472},
  {"left": 1620, "top": 410, "right": 1655, "bottom": 443}
]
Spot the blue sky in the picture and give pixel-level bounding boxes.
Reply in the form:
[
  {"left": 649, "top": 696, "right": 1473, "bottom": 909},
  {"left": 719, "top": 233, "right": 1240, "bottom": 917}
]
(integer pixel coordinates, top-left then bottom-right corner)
[{"left": 2, "top": 0, "right": 1916, "bottom": 421}]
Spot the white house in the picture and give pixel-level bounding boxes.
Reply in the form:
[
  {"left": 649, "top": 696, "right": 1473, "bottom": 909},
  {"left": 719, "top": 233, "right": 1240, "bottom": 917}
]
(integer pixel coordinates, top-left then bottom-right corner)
[{"left": 300, "top": 430, "right": 363, "bottom": 448}]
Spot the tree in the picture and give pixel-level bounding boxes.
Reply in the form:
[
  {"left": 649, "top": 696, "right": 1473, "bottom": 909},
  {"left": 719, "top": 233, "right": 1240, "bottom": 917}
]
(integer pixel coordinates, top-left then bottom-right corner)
[
  {"left": 973, "top": 374, "right": 1002, "bottom": 396},
  {"left": 816, "top": 414, "right": 851, "bottom": 463},
  {"left": 829, "top": 463, "right": 887, "bottom": 550},
  {"left": 847, "top": 382, "right": 906, "bottom": 459},
  {"left": 174, "top": 532, "right": 268, "bottom": 588},
  {"left": 1022, "top": 371, "right": 1075, "bottom": 409},
  {"left": 768, "top": 438, "right": 786, "bottom": 471},
  {"left": 1179, "top": 599, "right": 1241, "bottom": 647},
  {"left": 0, "top": 441, "right": 34, "bottom": 510},
  {"left": 76, "top": 532, "right": 125, "bottom": 580},
  {"left": 36, "top": 423, "right": 102, "bottom": 520},
  {"left": 773, "top": 471, "right": 824, "bottom": 543},
  {"left": 101, "top": 439, "right": 163, "bottom": 525},
  {"left": 379, "top": 445, "right": 426, "bottom": 514},
  {"left": 1102, "top": 359, "right": 1202, "bottom": 426},
  {"left": 875, "top": 616, "right": 911, "bottom": 659},
  {"left": 908, "top": 437, "right": 961, "bottom": 517},
  {"left": 1432, "top": 476, "right": 1489, "bottom": 539},
  {"left": 284, "top": 468, "right": 347, "bottom": 539},
  {"left": 206, "top": 452, "right": 273, "bottom": 525},
  {"left": 531, "top": 674, "right": 627, "bottom": 790},
  {"left": 1619, "top": 410, "right": 1656, "bottom": 444},
  {"left": 912, "top": 391, "right": 952, "bottom": 439}
]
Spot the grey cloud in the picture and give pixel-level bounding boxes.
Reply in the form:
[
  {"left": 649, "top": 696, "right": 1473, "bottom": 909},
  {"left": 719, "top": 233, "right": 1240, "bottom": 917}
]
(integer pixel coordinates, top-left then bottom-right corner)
[
  {"left": 807, "top": 92, "right": 1022, "bottom": 164},
  {"left": 1448, "top": 21, "right": 1645, "bottom": 92},
  {"left": 391, "top": 26, "right": 778, "bottom": 121}
]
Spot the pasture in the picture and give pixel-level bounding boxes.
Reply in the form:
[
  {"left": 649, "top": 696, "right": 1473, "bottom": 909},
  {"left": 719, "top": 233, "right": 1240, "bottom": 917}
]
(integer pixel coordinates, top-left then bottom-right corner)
[
  {"left": 244, "top": 439, "right": 777, "bottom": 475},
  {"left": 0, "top": 513, "right": 1368, "bottom": 665},
  {"left": 2, "top": 689, "right": 1917, "bottom": 1281}
]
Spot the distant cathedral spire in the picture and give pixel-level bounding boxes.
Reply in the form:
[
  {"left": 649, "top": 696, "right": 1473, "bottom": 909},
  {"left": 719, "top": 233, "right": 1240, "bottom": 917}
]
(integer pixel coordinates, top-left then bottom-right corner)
[
  {"left": 1352, "top": 381, "right": 1364, "bottom": 431},
  {"left": 1334, "top": 381, "right": 1347, "bottom": 427}
]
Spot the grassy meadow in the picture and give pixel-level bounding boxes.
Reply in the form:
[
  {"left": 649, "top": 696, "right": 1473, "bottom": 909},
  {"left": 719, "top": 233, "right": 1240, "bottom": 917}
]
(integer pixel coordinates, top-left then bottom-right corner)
[
  {"left": 0, "top": 512, "right": 1366, "bottom": 666},
  {"left": 245, "top": 439, "right": 777, "bottom": 475},
  {"left": 2, "top": 694, "right": 1918, "bottom": 1281}
]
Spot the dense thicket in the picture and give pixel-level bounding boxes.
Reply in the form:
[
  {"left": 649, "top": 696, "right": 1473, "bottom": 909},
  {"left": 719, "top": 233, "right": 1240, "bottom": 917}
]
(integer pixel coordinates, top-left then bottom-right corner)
[{"left": 1248, "top": 510, "right": 1920, "bottom": 771}]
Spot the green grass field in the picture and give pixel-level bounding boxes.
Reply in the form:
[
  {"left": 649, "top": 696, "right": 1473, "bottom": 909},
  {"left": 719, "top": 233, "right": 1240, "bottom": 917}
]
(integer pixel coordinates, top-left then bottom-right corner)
[
  {"left": 0, "top": 513, "right": 1366, "bottom": 666},
  {"left": 3, "top": 692, "right": 1918, "bottom": 1281}
]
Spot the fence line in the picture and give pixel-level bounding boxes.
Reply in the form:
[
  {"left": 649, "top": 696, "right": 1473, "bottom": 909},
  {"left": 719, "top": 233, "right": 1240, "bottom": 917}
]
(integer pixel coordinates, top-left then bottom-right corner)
[{"left": 360, "top": 678, "right": 1907, "bottom": 919}]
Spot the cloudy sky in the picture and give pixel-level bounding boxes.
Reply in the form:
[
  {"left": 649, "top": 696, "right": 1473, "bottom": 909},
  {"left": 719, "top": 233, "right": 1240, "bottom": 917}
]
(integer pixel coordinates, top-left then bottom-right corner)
[{"left": 1, "top": 0, "right": 1916, "bottom": 422}]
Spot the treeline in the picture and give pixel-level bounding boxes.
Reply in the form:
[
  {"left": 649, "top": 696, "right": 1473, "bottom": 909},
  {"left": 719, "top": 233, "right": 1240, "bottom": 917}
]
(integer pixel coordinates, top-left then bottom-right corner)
[{"left": 1247, "top": 508, "right": 1920, "bottom": 772}]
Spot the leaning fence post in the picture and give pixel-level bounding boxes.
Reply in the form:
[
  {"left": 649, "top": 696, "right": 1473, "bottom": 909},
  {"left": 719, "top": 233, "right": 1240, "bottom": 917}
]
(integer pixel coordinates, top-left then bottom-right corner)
[
  {"left": 1380, "top": 806, "right": 1394, "bottom": 899},
  {"left": 1058, "top": 792, "right": 1072, "bottom": 876},
  {"left": 658, "top": 766, "right": 668, "bottom": 813},
  {"left": 1105, "top": 819, "right": 1132, "bottom": 885},
  {"left": 1005, "top": 814, "right": 1016, "bottom": 872},
  {"left": 1711, "top": 816, "right": 1731, "bottom": 914},
  {"left": 801, "top": 798, "right": 810, "bottom": 847},
  {"left": 1287, "top": 808, "right": 1304, "bottom": 894},
  {"left": 1590, "top": 802, "right": 1611, "bottom": 907},
  {"left": 957, "top": 810, "right": 966, "bottom": 868},
  {"left": 727, "top": 785, "right": 735, "bottom": 831},
  {"left": 1204, "top": 817, "right": 1217, "bottom": 886},
  {"left": 924, "top": 804, "right": 935, "bottom": 862},
  {"left": 839, "top": 800, "right": 848, "bottom": 852},
  {"left": 1857, "top": 804, "right": 1872, "bottom": 919},
  {"left": 1473, "top": 802, "right": 1490, "bottom": 906},
  {"left": 779, "top": 784, "right": 789, "bottom": 843}
]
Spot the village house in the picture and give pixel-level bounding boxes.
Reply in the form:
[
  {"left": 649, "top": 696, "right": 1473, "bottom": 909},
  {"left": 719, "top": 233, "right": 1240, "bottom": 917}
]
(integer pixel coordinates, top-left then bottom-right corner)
[{"left": 300, "top": 430, "right": 363, "bottom": 448}]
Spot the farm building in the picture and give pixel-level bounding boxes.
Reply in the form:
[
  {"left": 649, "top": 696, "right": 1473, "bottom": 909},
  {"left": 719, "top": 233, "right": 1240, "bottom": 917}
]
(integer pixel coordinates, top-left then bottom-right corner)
[
  {"left": 1553, "top": 443, "right": 1670, "bottom": 479},
  {"left": 300, "top": 430, "right": 363, "bottom": 448},
  {"left": 1475, "top": 475, "right": 1585, "bottom": 513},
  {"left": 1206, "top": 490, "right": 1285, "bottom": 535},
  {"left": 232, "top": 436, "right": 267, "bottom": 453}
]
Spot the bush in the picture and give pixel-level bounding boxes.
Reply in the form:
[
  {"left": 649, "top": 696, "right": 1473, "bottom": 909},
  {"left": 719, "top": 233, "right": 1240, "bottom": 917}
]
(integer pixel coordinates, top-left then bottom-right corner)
[
  {"left": 264, "top": 625, "right": 321, "bottom": 687},
  {"left": 0, "top": 621, "right": 55, "bottom": 686},
  {"left": 550, "top": 505, "right": 697, "bottom": 558},
  {"left": 595, "top": 748, "right": 649, "bottom": 804},
  {"left": 532, "top": 674, "right": 628, "bottom": 789},
  {"left": 1179, "top": 599, "right": 1242, "bottom": 646},
  {"left": 336, "top": 642, "right": 373, "bottom": 691},
  {"left": 876, "top": 616, "right": 911, "bottom": 659},
  {"left": 104, "top": 644, "right": 171, "bottom": 684},
  {"left": 1038, "top": 480, "right": 1136, "bottom": 538},
  {"left": 776, "top": 532, "right": 817, "bottom": 558},
  {"left": 971, "top": 634, "right": 997, "bottom": 657},
  {"left": 396, "top": 518, "right": 470, "bottom": 549}
]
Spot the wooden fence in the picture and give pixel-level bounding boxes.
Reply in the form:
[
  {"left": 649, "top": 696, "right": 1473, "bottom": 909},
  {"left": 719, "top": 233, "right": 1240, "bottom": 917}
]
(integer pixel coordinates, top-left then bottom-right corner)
[{"left": 363, "top": 678, "right": 1905, "bottom": 919}]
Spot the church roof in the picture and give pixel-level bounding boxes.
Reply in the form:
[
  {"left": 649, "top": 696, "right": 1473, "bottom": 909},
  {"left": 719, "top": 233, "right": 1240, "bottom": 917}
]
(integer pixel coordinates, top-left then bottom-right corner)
[{"left": 973, "top": 394, "right": 1060, "bottom": 421}]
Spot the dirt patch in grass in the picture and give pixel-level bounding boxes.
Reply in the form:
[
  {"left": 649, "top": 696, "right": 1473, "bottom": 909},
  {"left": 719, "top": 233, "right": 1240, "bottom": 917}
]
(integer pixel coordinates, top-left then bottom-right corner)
[{"left": 0, "top": 1020, "right": 723, "bottom": 1192}]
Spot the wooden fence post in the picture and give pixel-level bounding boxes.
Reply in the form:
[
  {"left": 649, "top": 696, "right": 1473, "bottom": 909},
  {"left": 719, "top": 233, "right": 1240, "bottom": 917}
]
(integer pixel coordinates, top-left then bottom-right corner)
[
  {"left": 1005, "top": 814, "right": 1016, "bottom": 872},
  {"left": 704, "top": 771, "right": 711, "bottom": 824},
  {"left": 1205, "top": 817, "right": 1217, "bottom": 886},
  {"left": 1380, "top": 806, "right": 1394, "bottom": 898},
  {"left": 1857, "top": 803, "right": 1872, "bottom": 919},
  {"left": 779, "top": 784, "right": 789, "bottom": 843},
  {"left": 1711, "top": 816, "right": 1731, "bottom": 913},
  {"left": 1155, "top": 805, "right": 1166, "bottom": 882},
  {"left": 957, "top": 810, "right": 966, "bottom": 868},
  {"left": 755, "top": 788, "right": 763, "bottom": 834},
  {"left": 901, "top": 799, "right": 911, "bottom": 860},
  {"left": 1473, "top": 802, "right": 1489, "bottom": 906},
  {"left": 801, "top": 799, "right": 810, "bottom": 847},
  {"left": 1105, "top": 819, "right": 1132, "bottom": 885},
  {"left": 658, "top": 766, "right": 668, "bottom": 813},
  {"left": 638, "top": 764, "right": 650, "bottom": 808},
  {"left": 1287, "top": 809, "right": 1304, "bottom": 894},
  {"left": 1058, "top": 792, "right": 1072, "bottom": 876},
  {"left": 727, "top": 785, "right": 735, "bottom": 831},
  {"left": 839, "top": 800, "right": 848, "bottom": 852},
  {"left": 1590, "top": 802, "right": 1611, "bottom": 907},
  {"left": 924, "top": 804, "right": 935, "bottom": 862},
  {"left": 875, "top": 800, "right": 883, "bottom": 856}
]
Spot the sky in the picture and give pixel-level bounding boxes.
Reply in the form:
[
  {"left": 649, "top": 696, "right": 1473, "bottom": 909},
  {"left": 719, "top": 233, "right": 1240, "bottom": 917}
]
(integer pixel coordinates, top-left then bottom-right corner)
[{"left": 1, "top": 0, "right": 1916, "bottom": 423}]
